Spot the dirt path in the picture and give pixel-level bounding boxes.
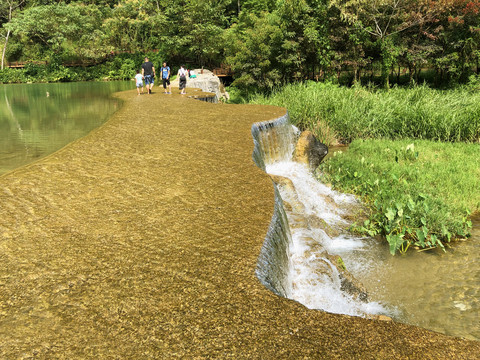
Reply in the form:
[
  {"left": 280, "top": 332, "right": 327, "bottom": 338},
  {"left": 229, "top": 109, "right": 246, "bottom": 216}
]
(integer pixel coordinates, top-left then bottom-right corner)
[{"left": 0, "top": 88, "right": 478, "bottom": 359}]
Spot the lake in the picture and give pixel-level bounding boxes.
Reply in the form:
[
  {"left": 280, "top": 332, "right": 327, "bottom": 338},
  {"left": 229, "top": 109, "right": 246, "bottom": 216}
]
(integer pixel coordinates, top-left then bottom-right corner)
[{"left": 0, "top": 81, "right": 132, "bottom": 176}]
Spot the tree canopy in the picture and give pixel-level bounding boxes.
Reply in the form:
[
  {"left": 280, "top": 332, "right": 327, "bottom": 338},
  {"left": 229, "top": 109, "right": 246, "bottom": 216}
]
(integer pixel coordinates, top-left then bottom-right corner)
[{"left": 2, "top": 0, "right": 480, "bottom": 87}]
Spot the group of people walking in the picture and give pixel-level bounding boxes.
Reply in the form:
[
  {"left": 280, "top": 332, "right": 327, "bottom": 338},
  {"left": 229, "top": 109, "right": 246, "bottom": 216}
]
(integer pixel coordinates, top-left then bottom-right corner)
[{"left": 134, "top": 57, "right": 188, "bottom": 96}]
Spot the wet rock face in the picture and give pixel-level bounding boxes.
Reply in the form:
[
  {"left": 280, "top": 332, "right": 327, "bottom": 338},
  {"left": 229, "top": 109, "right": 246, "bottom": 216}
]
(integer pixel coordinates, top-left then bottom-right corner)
[
  {"left": 327, "top": 254, "right": 368, "bottom": 303},
  {"left": 180, "top": 69, "right": 226, "bottom": 100},
  {"left": 293, "top": 131, "right": 328, "bottom": 171}
]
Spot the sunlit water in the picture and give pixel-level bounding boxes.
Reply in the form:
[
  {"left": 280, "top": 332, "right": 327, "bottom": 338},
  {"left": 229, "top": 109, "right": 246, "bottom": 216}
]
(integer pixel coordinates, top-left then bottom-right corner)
[
  {"left": 0, "top": 81, "right": 132, "bottom": 175},
  {"left": 267, "top": 161, "right": 388, "bottom": 317},
  {"left": 323, "top": 147, "right": 480, "bottom": 340},
  {"left": 344, "top": 216, "right": 480, "bottom": 341}
]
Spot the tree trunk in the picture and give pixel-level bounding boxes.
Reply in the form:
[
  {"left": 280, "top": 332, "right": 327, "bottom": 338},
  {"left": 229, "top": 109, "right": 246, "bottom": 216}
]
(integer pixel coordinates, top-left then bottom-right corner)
[
  {"left": 1, "top": 4, "right": 14, "bottom": 71},
  {"left": 1, "top": 29, "right": 10, "bottom": 70},
  {"left": 408, "top": 64, "right": 413, "bottom": 84},
  {"left": 2, "top": 1, "right": 25, "bottom": 69}
]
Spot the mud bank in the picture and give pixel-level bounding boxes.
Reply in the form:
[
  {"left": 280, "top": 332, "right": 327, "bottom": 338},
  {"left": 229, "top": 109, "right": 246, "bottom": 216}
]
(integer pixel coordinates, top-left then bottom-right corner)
[{"left": 0, "top": 88, "right": 478, "bottom": 359}]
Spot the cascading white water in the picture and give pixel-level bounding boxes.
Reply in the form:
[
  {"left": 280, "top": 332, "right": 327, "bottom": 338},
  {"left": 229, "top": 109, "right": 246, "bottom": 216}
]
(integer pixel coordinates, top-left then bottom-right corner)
[
  {"left": 267, "top": 161, "right": 387, "bottom": 316},
  {"left": 253, "top": 114, "right": 388, "bottom": 317}
]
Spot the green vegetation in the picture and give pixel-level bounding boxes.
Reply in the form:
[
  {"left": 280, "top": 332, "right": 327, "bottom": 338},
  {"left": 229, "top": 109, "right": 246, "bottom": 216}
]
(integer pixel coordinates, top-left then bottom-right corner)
[
  {"left": 2, "top": 0, "right": 480, "bottom": 255},
  {"left": 252, "top": 82, "right": 480, "bottom": 254},
  {"left": 250, "top": 81, "right": 480, "bottom": 145},
  {"left": 0, "top": 52, "right": 168, "bottom": 83},
  {"left": 2, "top": 0, "right": 480, "bottom": 88},
  {"left": 319, "top": 140, "right": 479, "bottom": 254}
]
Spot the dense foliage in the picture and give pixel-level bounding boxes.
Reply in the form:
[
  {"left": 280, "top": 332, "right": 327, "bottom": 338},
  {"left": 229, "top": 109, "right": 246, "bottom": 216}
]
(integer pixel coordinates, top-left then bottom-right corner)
[
  {"left": 2, "top": 0, "right": 480, "bottom": 87},
  {"left": 252, "top": 81, "right": 480, "bottom": 254}
]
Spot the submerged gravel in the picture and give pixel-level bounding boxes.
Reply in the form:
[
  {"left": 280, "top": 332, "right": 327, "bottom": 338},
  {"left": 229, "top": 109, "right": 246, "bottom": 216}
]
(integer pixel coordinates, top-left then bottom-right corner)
[{"left": 0, "top": 88, "right": 478, "bottom": 359}]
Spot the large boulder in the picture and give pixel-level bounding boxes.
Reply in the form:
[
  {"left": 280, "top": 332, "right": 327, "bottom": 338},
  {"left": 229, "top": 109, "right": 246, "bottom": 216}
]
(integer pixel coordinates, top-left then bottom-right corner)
[
  {"left": 171, "top": 69, "right": 226, "bottom": 100},
  {"left": 293, "top": 131, "right": 328, "bottom": 171}
]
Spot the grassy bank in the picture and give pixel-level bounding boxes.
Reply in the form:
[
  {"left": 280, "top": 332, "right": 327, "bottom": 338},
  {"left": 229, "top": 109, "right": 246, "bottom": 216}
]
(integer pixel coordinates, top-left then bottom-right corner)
[
  {"left": 319, "top": 140, "right": 480, "bottom": 254},
  {"left": 250, "top": 82, "right": 480, "bottom": 145},
  {"left": 250, "top": 82, "right": 480, "bottom": 253}
]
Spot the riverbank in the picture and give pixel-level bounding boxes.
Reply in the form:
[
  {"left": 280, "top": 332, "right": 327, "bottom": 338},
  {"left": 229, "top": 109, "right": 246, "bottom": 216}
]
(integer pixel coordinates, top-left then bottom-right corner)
[
  {"left": 0, "top": 88, "right": 479, "bottom": 358},
  {"left": 251, "top": 82, "right": 480, "bottom": 253}
]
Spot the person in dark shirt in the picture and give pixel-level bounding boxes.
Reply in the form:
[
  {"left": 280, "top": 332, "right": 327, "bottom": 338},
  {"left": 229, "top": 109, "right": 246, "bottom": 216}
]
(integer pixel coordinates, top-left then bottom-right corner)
[{"left": 141, "top": 57, "right": 156, "bottom": 94}]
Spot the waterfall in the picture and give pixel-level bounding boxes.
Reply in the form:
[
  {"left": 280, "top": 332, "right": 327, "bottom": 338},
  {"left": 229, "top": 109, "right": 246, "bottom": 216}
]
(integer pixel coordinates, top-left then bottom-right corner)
[
  {"left": 252, "top": 113, "right": 298, "bottom": 297},
  {"left": 252, "top": 113, "right": 387, "bottom": 317}
]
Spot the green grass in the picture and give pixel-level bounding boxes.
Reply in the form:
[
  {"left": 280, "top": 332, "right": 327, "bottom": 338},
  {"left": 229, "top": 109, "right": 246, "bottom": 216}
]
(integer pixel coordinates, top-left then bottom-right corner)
[
  {"left": 248, "top": 81, "right": 480, "bottom": 253},
  {"left": 250, "top": 82, "right": 480, "bottom": 145},
  {"left": 319, "top": 139, "right": 480, "bottom": 254}
]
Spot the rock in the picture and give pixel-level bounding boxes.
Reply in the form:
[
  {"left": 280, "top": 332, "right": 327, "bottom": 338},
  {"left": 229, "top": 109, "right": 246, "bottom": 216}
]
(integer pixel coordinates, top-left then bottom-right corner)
[
  {"left": 366, "top": 314, "right": 393, "bottom": 321},
  {"left": 293, "top": 131, "right": 328, "bottom": 171},
  {"left": 327, "top": 254, "right": 369, "bottom": 302},
  {"left": 171, "top": 69, "right": 227, "bottom": 101}
]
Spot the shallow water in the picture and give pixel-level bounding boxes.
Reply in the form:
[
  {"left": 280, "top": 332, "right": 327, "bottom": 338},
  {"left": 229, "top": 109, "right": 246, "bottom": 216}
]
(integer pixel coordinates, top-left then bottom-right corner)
[
  {"left": 340, "top": 215, "right": 480, "bottom": 340},
  {"left": 0, "top": 81, "right": 131, "bottom": 175},
  {"left": 320, "top": 145, "right": 480, "bottom": 340},
  {"left": 270, "top": 159, "right": 479, "bottom": 340}
]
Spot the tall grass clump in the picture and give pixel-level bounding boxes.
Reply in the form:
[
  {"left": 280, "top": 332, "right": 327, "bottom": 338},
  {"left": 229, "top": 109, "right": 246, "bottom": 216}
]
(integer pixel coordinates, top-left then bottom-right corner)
[
  {"left": 319, "top": 139, "right": 480, "bottom": 254},
  {"left": 250, "top": 82, "right": 480, "bottom": 145}
]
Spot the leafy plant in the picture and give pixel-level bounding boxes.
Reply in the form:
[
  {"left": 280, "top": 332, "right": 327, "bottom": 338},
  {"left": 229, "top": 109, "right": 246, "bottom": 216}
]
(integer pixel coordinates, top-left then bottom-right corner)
[{"left": 319, "top": 139, "right": 479, "bottom": 254}]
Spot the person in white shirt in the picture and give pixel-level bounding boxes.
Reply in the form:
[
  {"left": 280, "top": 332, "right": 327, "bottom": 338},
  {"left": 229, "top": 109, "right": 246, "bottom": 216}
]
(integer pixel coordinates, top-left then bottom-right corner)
[
  {"left": 134, "top": 70, "right": 144, "bottom": 95},
  {"left": 178, "top": 65, "right": 187, "bottom": 95}
]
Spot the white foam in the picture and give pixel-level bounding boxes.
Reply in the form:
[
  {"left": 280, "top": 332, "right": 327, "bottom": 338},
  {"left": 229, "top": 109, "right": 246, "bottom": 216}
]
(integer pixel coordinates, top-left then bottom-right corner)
[
  {"left": 267, "top": 162, "right": 353, "bottom": 224},
  {"left": 266, "top": 160, "right": 391, "bottom": 317}
]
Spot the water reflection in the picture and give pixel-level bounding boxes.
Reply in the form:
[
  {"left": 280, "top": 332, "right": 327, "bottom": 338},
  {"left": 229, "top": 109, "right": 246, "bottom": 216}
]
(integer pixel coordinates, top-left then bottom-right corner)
[{"left": 0, "top": 81, "right": 131, "bottom": 175}]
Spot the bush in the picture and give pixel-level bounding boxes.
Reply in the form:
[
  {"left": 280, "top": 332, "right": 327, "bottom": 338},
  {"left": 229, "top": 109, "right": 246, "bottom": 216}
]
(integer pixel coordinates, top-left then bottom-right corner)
[
  {"left": 0, "top": 68, "right": 26, "bottom": 83},
  {"left": 119, "top": 59, "right": 136, "bottom": 80}
]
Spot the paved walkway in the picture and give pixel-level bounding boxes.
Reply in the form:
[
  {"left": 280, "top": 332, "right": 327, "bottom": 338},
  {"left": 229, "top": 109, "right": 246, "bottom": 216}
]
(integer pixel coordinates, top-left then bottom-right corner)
[{"left": 0, "top": 89, "right": 479, "bottom": 359}]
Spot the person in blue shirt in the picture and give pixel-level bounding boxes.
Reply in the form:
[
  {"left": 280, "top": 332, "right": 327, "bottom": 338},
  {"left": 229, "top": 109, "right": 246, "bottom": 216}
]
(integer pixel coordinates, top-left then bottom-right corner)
[{"left": 160, "top": 62, "right": 171, "bottom": 94}]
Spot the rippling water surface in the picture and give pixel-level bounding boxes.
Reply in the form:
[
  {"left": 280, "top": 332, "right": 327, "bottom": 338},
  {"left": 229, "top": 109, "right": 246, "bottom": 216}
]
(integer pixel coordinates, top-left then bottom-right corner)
[
  {"left": 0, "top": 81, "right": 131, "bottom": 175},
  {"left": 341, "top": 215, "right": 480, "bottom": 341}
]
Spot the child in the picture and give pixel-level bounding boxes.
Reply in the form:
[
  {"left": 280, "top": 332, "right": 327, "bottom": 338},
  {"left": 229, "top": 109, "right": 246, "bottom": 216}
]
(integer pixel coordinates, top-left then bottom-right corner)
[{"left": 135, "top": 70, "right": 144, "bottom": 95}]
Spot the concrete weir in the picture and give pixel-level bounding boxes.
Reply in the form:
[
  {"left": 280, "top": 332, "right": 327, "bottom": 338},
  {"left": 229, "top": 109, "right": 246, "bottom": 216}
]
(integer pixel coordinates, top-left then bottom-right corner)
[{"left": 0, "top": 89, "right": 478, "bottom": 359}]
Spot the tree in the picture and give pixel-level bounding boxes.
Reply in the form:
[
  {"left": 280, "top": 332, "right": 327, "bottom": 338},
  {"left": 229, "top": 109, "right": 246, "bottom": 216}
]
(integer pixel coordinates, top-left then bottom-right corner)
[
  {"left": 1, "top": 0, "right": 25, "bottom": 69},
  {"left": 103, "top": 0, "right": 162, "bottom": 54},
  {"left": 427, "top": 0, "right": 480, "bottom": 82},
  {"left": 226, "top": 0, "right": 332, "bottom": 91},
  {"left": 178, "top": 0, "right": 229, "bottom": 67},
  {"left": 329, "top": 0, "right": 434, "bottom": 86},
  {"left": 225, "top": 12, "right": 284, "bottom": 91},
  {"left": 6, "top": 3, "right": 109, "bottom": 62}
]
